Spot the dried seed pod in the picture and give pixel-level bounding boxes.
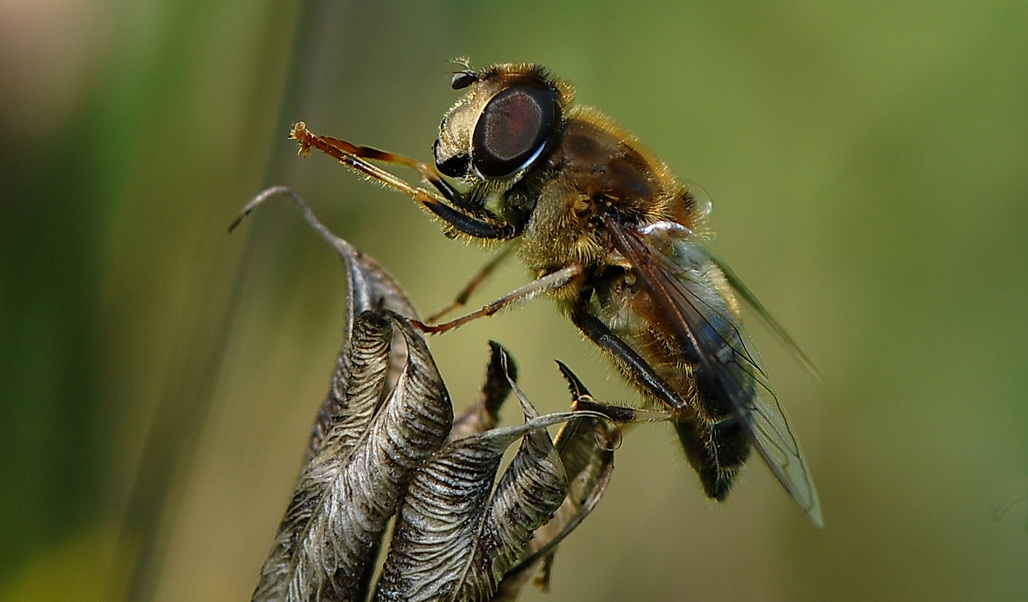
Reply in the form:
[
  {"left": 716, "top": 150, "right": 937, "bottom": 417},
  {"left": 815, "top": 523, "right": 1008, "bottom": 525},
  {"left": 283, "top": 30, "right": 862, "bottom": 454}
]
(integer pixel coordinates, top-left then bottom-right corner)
[
  {"left": 237, "top": 188, "right": 616, "bottom": 602},
  {"left": 253, "top": 312, "right": 453, "bottom": 602},
  {"left": 376, "top": 389, "right": 569, "bottom": 601},
  {"left": 493, "top": 362, "right": 618, "bottom": 599}
]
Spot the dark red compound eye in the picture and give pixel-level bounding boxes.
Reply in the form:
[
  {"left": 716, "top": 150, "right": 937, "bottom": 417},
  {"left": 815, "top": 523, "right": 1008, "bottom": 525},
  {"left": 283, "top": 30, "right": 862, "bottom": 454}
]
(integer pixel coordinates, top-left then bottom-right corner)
[{"left": 471, "top": 82, "right": 559, "bottom": 178}]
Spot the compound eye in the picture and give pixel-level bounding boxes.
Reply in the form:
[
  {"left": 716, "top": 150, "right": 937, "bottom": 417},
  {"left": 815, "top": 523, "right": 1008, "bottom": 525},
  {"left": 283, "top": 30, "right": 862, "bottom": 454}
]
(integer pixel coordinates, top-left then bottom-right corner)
[{"left": 472, "top": 82, "right": 559, "bottom": 178}]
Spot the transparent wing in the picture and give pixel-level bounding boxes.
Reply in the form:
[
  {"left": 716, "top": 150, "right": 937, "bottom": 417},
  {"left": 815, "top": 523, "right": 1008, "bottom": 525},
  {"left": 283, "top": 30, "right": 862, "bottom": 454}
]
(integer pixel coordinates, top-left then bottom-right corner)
[
  {"left": 700, "top": 244, "right": 822, "bottom": 380},
  {"left": 604, "top": 218, "right": 822, "bottom": 526}
]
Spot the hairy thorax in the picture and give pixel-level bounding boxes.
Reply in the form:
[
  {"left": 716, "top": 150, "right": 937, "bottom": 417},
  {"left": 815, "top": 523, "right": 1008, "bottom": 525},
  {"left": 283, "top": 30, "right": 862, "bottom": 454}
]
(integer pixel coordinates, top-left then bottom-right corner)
[{"left": 513, "top": 108, "right": 693, "bottom": 298}]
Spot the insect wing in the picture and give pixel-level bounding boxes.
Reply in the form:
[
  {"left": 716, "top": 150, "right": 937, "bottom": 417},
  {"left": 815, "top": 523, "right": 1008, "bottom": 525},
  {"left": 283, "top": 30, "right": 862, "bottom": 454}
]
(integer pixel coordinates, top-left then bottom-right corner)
[{"left": 605, "top": 219, "right": 822, "bottom": 526}]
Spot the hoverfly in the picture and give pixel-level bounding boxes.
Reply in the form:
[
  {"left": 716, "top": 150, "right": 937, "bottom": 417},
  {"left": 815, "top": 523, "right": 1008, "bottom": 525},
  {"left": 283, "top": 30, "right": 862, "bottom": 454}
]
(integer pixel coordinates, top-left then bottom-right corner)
[{"left": 288, "top": 62, "right": 822, "bottom": 526}]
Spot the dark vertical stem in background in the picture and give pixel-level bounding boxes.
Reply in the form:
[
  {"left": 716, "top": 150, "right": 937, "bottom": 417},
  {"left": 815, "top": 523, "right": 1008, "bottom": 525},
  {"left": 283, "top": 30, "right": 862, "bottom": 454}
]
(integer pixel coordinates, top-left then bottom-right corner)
[{"left": 120, "top": 2, "right": 333, "bottom": 599}]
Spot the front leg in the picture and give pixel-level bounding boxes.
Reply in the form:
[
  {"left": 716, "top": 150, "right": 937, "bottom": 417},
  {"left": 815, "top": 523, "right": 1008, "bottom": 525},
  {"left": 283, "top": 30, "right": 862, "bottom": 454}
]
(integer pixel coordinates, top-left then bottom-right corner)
[{"left": 290, "top": 122, "right": 513, "bottom": 240}]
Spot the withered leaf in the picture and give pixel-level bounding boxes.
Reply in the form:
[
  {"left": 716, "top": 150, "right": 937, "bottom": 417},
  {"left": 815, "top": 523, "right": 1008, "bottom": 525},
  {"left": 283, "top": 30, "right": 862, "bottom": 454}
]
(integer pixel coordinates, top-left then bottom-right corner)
[
  {"left": 493, "top": 362, "right": 619, "bottom": 599},
  {"left": 375, "top": 371, "right": 581, "bottom": 602},
  {"left": 240, "top": 189, "right": 617, "bottom": 602},
  {"left": 253, "top": 313, "right": 452, "bottom": 602},
  {"left": 301, "top": 206, "right": 419, "bottom": 464}
]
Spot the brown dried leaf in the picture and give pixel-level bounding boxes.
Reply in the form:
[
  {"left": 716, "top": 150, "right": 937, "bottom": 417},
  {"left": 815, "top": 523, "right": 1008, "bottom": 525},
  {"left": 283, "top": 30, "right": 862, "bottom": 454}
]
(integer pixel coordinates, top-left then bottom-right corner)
[
  {"left": 493, "top": 362, "right": 618, "bottom": 600},
  {"left": 242, "top": 191, "right": 617, "bottom": 602},
  {"left": 253, "top": 314, "right": 452, "bottom": 602},
  {"left": 300, "top": 206, "right": 418, "bottom": 463},
  {"left": 375, "top": 402, "right": 577, "bottom": 602}
]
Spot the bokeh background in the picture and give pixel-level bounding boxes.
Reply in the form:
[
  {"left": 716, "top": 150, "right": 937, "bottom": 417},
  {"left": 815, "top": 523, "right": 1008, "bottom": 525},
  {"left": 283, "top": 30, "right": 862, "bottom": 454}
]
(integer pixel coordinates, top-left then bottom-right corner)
[{"left": 2, "top": 1, "right": 1026, "bottom": 600}]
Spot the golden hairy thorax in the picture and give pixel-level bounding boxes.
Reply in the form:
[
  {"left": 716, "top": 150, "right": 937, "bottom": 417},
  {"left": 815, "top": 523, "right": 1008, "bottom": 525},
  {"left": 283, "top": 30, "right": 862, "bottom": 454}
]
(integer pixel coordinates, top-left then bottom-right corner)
[{"left": 512, "top": 105, "right": 701, "bottom": 280}]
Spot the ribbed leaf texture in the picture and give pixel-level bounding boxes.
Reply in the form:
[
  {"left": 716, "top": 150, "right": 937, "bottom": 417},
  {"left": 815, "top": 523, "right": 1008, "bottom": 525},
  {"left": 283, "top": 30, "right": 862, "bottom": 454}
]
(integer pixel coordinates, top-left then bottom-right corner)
[
  {"left": 376, "top": 371, "right": 572, "bottom": 601},
  {"left": 241, "top": 188, "right": 616, "bottom": 601},
  {"left": 493, "top": 362, "right": 619, "bottom": 600},
  {"left": 304, "top": 218, "right": 418, "bottom": 464},
  {"left": 253, "top": 313, "right": 453, "bottom": 602}
]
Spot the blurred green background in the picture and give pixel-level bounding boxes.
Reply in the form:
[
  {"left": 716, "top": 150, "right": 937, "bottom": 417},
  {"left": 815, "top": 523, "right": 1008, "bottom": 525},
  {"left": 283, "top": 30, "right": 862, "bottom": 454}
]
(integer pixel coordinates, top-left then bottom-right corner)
[{"left": 2, "top": 1, "right": 1026, "bottom": 600}]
